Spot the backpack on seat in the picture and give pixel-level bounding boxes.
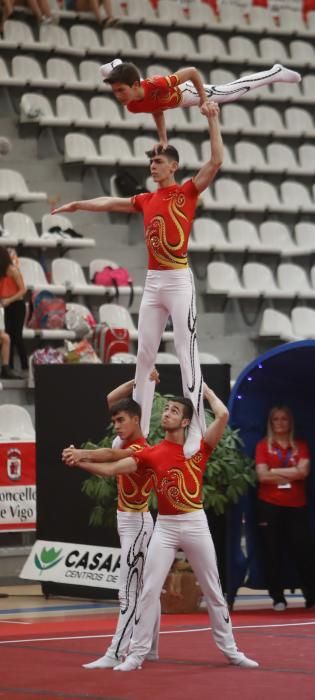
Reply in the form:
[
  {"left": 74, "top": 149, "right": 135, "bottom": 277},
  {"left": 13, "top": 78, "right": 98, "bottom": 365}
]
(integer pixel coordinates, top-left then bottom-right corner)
[
  {"left": 28, "top": 290, "right": 66, "bottom": 330},
  {"left": 93, "top": 325, "right": 130, "bottom": 363},
  {"left": 93, "top": 267, "right": 134, "bottom": 308}
]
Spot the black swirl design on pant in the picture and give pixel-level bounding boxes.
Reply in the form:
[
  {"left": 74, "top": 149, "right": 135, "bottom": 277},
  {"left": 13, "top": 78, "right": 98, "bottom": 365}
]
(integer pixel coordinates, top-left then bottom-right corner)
[
  {"left": 115, "top": 515, "right": 151, "bottom": 659},
  {"left": 187, "top": 269, "right": 203, "bottom": 414}
]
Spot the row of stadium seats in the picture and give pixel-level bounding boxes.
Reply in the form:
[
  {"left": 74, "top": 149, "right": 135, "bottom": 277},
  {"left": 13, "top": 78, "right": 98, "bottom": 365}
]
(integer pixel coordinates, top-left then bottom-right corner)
[
  {"left": 20, "top": 96, "right": 315, "bottom": 151},
  {"left": 1, "top": 212, "right": 95, "bottom": 249},
  {"left": 190, "top": 219, "right": 315, "bottom": 257},
  {"left": 206, "top": 261, "right": 315, "bottom": 299},
  {"left": 18, "top": 257, "right": 143, "bottom": 299},
  {"left": 4, "top": 21, "right": 315, "bottom": 69},
  {"left": 259, "top": 307, "right": 315, "bottom": 342}
]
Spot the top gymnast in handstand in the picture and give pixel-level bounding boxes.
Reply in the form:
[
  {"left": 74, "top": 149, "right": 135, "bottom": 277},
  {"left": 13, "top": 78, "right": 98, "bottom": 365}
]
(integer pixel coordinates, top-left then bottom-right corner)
[{"left": 100, "top": 58, "right": 301, "bottom": 146}]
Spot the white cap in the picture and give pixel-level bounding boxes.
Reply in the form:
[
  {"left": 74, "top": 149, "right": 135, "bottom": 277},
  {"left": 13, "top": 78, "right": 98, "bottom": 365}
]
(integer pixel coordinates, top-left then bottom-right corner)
[{"left": 99, "top": 58, "right": 123, "bottom": 80}]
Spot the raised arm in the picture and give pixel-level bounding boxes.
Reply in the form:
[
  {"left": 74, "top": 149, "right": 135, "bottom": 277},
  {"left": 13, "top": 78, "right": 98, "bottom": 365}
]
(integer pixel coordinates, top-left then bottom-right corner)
[
  {"left": 193, "top": 102, "right": 223, "bottom": 194},
  {"left": 107, "top": 368, "right": 159, "bottom": 408},
  {"left": 52, "top": 195, "right": 137, "bottom": 215},
  {"left": 203, "top": 383, "right": 229, "bottom": 449},
  {"left": 107, "top": 379, "right": 135, "bottom": 409}
]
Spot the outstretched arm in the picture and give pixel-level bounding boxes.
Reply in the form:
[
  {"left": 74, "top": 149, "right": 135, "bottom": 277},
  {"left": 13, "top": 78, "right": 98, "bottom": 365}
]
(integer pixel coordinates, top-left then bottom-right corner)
[
  {"left": 193, "top": 103, "right": 223, "bottom": 194},
  {"left": 203, "top": 383, "right": 229, "bottom": 449},
  {"left": 72, "top": 455, "right": 138, "bottom": 478},
  {"left": 52, "top": 196, "right": 136, "bottom": 215},
  {"left": 62, "top": 445, "right": 132, "bottom": 466}
]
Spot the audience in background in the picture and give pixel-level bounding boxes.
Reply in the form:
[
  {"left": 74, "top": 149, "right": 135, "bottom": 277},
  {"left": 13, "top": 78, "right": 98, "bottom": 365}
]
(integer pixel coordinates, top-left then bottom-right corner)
[
  {"left": 64, "top": 0, "right": 118, "bottom": 25},
  {"left": 255, "top": 406, "right": 315, "bottom": 611},
  {"left": 0, "top": 247, "right": 28, "bottom": 378}
]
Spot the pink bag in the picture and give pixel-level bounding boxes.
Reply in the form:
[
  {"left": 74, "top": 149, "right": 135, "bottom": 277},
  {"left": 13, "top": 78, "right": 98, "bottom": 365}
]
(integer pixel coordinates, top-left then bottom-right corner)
[{"left": 93, "top": 267, "right": 134, "bottom": 307}]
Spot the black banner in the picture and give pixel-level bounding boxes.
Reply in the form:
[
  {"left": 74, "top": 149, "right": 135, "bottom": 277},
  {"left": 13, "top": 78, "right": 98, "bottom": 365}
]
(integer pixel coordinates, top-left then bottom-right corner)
[{"left": 35, "top": 364, "right": 230, "bottom": 598}]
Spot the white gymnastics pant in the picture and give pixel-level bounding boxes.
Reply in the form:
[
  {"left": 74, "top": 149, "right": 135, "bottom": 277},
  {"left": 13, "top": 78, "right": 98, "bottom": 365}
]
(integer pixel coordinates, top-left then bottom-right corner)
[
  {"left": 105, "top": 511, "right": 160, "bottom": 661},
  {"left": 133, "top": 268, "right": 206, "bottom": 456},
  {"left": 178, "top": 63, "right": 300, "bottom": 106},
  {"left": 129, "top": 510, "right": 240, "bottom": 663}
]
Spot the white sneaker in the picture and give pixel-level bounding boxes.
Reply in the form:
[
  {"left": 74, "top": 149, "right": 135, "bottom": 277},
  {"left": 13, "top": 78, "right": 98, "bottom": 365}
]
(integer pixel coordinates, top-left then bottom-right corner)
[
  {"left": 229, "top": 653, "right": 259, "bottom": 669},
  {"left": 83, "top": 655, "right": 121, "bottom": 669},
  {"left": 146, "top": 652, "right": 159, "bottom": 661},
  {"left": 113, "top": 656, "right": 142, "bottom": 672}
]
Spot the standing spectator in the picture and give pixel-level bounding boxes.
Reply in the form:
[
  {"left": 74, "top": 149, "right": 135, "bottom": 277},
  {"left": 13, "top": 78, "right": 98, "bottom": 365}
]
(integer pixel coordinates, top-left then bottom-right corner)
[
  {"left": 255, "top": 405, "right": 315, "bottom": 610},
  {"left": 0, "top": 247, "right": 27, "bottom": 376}
]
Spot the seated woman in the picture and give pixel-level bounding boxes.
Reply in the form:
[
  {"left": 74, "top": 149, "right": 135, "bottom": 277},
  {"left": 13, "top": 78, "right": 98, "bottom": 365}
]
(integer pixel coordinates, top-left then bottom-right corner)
[{"left": 255, "top": 405, "right": 315, "bottom": 611}]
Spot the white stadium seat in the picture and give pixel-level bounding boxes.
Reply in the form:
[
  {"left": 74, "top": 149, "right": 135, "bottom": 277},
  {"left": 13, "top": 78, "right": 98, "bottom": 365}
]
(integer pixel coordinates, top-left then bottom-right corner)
[
  {"left": 242, "top": 262, "right": 282, "bottom": 297},
  {"left": 199, "top": 352, "right": 220, "bottom": 364},
  {"left": 19, "top": 257, "right": 66, "bottom": 294},
  {"left": 259, "top": 221, "right": 297, "bottom": 255},
  {"left": 198, "top": 34, "right": 226, "bottom": 61},
  {"left": 259, "top": 38, "right": 289, "bottom": 63},
  {"left": 156, "top": 352, "right": 180, "bottom": 364},
  {"left": 52, "top": 259, "right": 105, "bottom": 295},
  {"left": 259, "top": 309, "right": 296, "bottom": 341},
  {"left": 277, "top": 263, "right": 315, "bottom": 298},
  {"left": 110, "top": 352, "right": 137, "bottom": 363},
  {"left": 3, "top": 212, "right": 56, "bottom": 249},
  {"left": 206, "top": 261, "right": 246, "bottom": 297},
  {"left": 291, "top": 307, "right": 315, "bottom": 339},
  {"left": 0, "top": 170, "right": 47, "bottom": 202},
  {"left": 228, "top": 36, "right": 259, "bottom": 62},
  {"left": 0, "top": 405, "right": 35, "bottom": 441}
]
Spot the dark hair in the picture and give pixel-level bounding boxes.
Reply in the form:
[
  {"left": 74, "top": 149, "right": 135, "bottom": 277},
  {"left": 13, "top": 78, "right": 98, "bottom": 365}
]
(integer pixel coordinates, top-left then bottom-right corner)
[
  {"left": 109, "top": 397, "right": 141, "bottom": 420},
  {"left": 170, "top": 397, "right": 194, "bottom": 420},
  {"left": 0, "top": 247, "right": 13, "bottom": 278},
  {"left": 105, "top": 62, "right": 141, "bottom": 87},
  {"left": 145, "top": 144, "right": 180, "bottom": 164}
]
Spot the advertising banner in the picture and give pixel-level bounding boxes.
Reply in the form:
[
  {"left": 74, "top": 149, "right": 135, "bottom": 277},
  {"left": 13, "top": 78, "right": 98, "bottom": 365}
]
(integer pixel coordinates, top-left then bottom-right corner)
[
  {"left": 0, "top": 442, "right": 36, "bottom": 532},
  {"left": 20, "top": 539, "right": 121, "bottom": 589}
]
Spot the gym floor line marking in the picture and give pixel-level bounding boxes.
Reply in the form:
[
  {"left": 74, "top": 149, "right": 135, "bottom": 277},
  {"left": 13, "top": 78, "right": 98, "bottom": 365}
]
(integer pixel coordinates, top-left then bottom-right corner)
[
  {"left": 1, "top": 620, "right": 315, "bottom": 644},
  {"left": 0, "top": 620, "right": 31, "bottom": 625}
]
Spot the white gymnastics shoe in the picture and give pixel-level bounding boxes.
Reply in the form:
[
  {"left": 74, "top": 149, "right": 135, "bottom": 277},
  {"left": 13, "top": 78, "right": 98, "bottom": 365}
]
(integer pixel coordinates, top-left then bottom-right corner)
[
  {"left": 100, "top": 59, "right": 123, "bottom": 80},
  {"left": 83, "top": 655, "right": 121, "bottom": 669},
  {"left": 229, "top": 652, "right": 259, "bottom": 669},
  {"left": 113, "top": 656, "right": 142, "bottom": 671}
]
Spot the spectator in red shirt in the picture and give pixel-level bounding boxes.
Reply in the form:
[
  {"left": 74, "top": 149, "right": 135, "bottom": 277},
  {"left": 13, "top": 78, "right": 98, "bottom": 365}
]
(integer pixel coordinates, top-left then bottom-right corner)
[
  {"left": 75, "top": 383, "right": 259, "bottom": 672},
  {"left": 53, "top": 104, "right": 223, "bottom": 458},
  {"left": 100, "top": 59, "right": 301, "bottom": 147},
  {"left": 256, "top": 405, "right": 315, "bottom": 611}
]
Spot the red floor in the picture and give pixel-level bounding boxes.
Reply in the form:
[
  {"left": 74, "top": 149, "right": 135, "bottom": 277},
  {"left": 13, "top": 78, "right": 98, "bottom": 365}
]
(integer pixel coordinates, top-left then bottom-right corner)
[{"left": 1, "top": 609, "right": 315, "bottom": 700}]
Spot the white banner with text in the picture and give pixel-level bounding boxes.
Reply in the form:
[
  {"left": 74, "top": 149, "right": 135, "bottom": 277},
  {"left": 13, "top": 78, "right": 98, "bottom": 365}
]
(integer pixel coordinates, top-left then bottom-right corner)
[{"left": 20, "top": 540, "right": 121, "bottom": 589}]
